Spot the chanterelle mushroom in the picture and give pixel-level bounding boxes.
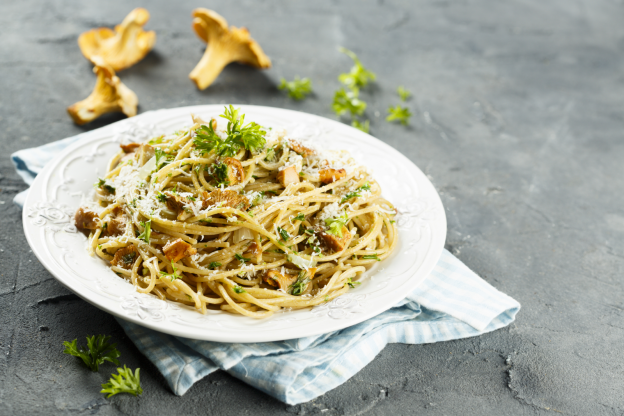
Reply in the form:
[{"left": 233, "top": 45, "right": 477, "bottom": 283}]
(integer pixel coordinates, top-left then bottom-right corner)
[
  {"left": 78, "top": 8, "right": 156, "bottom": 71},
  {"left": 67, "top": 57, "right": 138, "bottom": 125},
  {"left": 189, "top": 8, "right": 272, "bottom": 90}
]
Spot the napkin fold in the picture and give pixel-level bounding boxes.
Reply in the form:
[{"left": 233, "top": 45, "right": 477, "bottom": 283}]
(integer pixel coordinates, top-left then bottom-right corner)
[{"left": 12, "top": 132, "right": 521, "bottom": 405}]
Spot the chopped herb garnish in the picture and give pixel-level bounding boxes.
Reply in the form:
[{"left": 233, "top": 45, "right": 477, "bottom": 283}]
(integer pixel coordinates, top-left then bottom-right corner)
[
  {"left": 154, "top": 148, "right": 172, "bottom": 170},
  {"left": 62, "top": 335, "right": 120, "bottom": 372},
  {"left": 293, "top": 213, "right": 305, "bottom": 221},
  {"left": 277, "top": 226, "right": 290, "bottom": 242},
  {"left": 362, "top": 253, "right": 381, "bottom": 261},
  {"left": 156, "top": 192, "right": 167, "bottom": 203},
  {"left": 332, "top": 88, "right": 366, "bottom": 117},
  {"left": 100, "top": 365, "right": 143, "bottom": 398},
  {"left": 346, "top": 278, "right": 361, "bottom": 288},
  {"left": 264, "top": 146, "right": 276, "bottom": 162},
  {"left": 235, "top": 253, "right": 251, "bottom": 263},
  {"left": 324, "top": 211, "right": 349, "bottom": 237},
  {"left": 138, "top": 219, "right": 151, "bottom": 243},
  {"left": 397, "top": 86, "right": 411, "bottom": 101},
  {"left": 208, "top": 261, "right": 222, "bottom": 269},
  {"left": 121, "top": 252, "right": 137, "bottom": 265},
  {"left": 102, "top": 222, "right": 108, "bottom": 231},
  {"left": 159, "top": 261, "right": 180, "bottom": 281},
  {"left": 233, "top": 286, "right": 246, "bottom": 294},
  {"left": 96, "top": 178, "right": 116, "bottom": 194},
  {"left": 278, "top": 76, "right": 313, "bottom": 100},
  {"left": 199, "top": 218, "right": 213, "bottom": 224},
  {"left": 340, "top": 182, "right": 371, "bottom": 204},
  {"left": 351, "top": 119, "right": 370, "bottom": 133},
  {"left": 386, "top": 105, "right": 412, "bottom": 125},
  {"left": 209, "top": 161, "right": 230, "bottom": 187},
  {"left": 289, "top": 270, "right": 310, "bottom": 296},
  {"left": 338, "top": 47, "right": 376, "bottom": 89}
]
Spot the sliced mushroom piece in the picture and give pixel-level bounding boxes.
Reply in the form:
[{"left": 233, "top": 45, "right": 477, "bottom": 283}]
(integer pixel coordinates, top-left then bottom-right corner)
[
  {"left": 277, "top": 166, "right": 300, "bottom": 187},
  {"left": 288, "top": 140, "right": 315, "bottom": 157},
  {"left": 103, "top": 206, "right": 126, "bottom": 237},
  {"left": 189, "top": 8, "right": 271, "bottom": 90},
  {"left": 111, "top": 245, "right": 139, "bottom": 270},
  {"left": 319, "top": 168, "right": 347, "bottom": 184},
  {"left": 263, "top": 270, "right": 297, "bottom": 292},
  {"left": 67, "top": 57, "right": 138, "bottom": 125},
  {"left": 163, "top": 238, "right": 197, "bottom": 263},
  {"left": 221, "top": 157, "right": 245, "bottom": 185},
  {"left": 317, "top": 226, "right": 352, "bottom": 252},
  {"left": 78, "top": 8, "right": 156, "bottom": 71},
  {"left": 75, "top": 207, "right": 101, "bottom": 230},
  {"left": 201, "top": 189, "right": 250, "bottom": 211}
]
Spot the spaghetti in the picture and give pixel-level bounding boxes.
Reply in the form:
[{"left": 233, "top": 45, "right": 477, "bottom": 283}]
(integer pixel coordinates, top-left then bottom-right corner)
[{"left": 74, "top": 106, "right": 398, "bottom": 318}]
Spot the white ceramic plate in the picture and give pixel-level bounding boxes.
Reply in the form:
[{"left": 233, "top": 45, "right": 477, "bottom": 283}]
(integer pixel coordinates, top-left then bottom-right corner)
[{"left": 22, "top": 105, "right": 446, "bottom": 343}]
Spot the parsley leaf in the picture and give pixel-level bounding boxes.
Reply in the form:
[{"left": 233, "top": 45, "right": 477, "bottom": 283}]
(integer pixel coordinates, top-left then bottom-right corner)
[
  {"left": 277, "top": 226, "right": 290, "bottom": 242},
  {"left": 293, "top": 213, "right": 305, "bottom": 221},
  {"left": 233, "top": 286, "right": 246, "bottom": 294},
  {"left": 154, "top": 148, "right": 172, "bottom": 170},
  {"left": 96, "top": 178, "right": 116, "bottom": 194},
  {"left": 208, "top": 261, "right": 222, "bottom": 269},
  {"left": 221, "top": 105, "right": 267, "bottom": 155},
  {"left": 397, "top": 86, "right": 411, "bottom": 101},
  {"left": 264, "top": 146, "right": 276, "bottom": 162},
  {"left": 62, "top": 335, "right": 120, "bottom": 372},
  {"left": 324, "top": 211, "right": 349, "bottom": 237},
  {"left": 351, "top": 119, "right": 370, "bottom": 133},
  {"left": 156, "top": 192, "right": 167, "bottom": 203},
  {"left": 332, "top": 88, "right": 366, "bottom": 117},
  {"left": 278, "top": 76, "right": 313, "bottom": 100},
  {"left": 386, "top": 105, "right": 412, "bottom": 125},
  {"left": 346, "top": 277, "right": 361, "bottom": 288},
  {"left": 289, "top": 270, "right": 310, "bottom": 296},
  {"left": 137, "top": 219, "right": 151, "bottom": 243},
  {"left": 340, "top": 182, "right": 371, "bottom": 204},
  {"left": 100, "top": 365, "right": 143, "bottom": 398},
  {"left": 193, "top": 106, "right": 267, "bottom": 157},
  {"left": 159, "top": 260, "right": 181, "bottom": 281},
  {"left": 208, "top": 161, "right": 230, "bottom": 187},
  {"left": 235, "top": 253, "right": 251, "bottom": 264},
  {"left": 338, "top": 47, "right": 376, "bottom": 89},
  {"left": 362, "top": 253, "right": 381, "bottom": 261}
]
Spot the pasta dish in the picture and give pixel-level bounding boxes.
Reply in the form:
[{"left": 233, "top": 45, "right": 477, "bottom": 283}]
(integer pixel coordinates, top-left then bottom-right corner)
[{"left": 74, "top": 106, "right": 397, "bottom": 318}]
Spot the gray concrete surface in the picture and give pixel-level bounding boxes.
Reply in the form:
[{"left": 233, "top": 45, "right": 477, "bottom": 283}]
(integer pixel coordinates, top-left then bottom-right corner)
[{"left": 1, "top": 0, "right": 623, "bottom": 414}]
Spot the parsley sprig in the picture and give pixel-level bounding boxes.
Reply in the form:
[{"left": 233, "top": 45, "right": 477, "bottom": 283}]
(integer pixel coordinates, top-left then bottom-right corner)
[
  {"left": 332, "top": 88, "right": 367, "bottom": 116},
  {"left": 62, "top": 335, "right": 120, "bottom": 372},
  {"left": 325, "top": 211, "right": 349, "bottom": 238},
  {"left": 338, "top": 47, "right": 377, "bottom": 89},
  {"left": 194, "top": 106, "right": 267, "bottom": 157},
  {"left": 278, "top": 76, "right": 313, "bottom": 100},
  {"left": 340, "top": 182, "right": 371, "bottom": 204},
  {"left": 277, "top": 226, "right": 290, "bottom": 242},
  {"left": 386, "top": 105, "right": 412, "bottom": 125},
  {"left": 397, "top": 86, "right": 411, "bottom": 101},
  {"left": 101, "top": 365, "right": 143, "bottom": 398}
]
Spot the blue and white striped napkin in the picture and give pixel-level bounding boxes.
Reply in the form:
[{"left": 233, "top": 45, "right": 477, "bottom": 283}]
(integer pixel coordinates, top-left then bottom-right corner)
[{"left": 12, "top": 133, "right": 520, "bottom": 405}]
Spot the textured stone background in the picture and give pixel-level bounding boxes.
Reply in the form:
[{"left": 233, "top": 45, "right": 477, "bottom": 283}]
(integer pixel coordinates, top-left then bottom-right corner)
[{"left": 1, "top": 0, "right": 624, "bottom": 415}]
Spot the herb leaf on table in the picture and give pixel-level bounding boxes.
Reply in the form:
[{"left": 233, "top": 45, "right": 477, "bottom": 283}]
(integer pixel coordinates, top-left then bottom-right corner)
[{"left": 62, "top": 335, "right": 121, "bottom": 372}]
